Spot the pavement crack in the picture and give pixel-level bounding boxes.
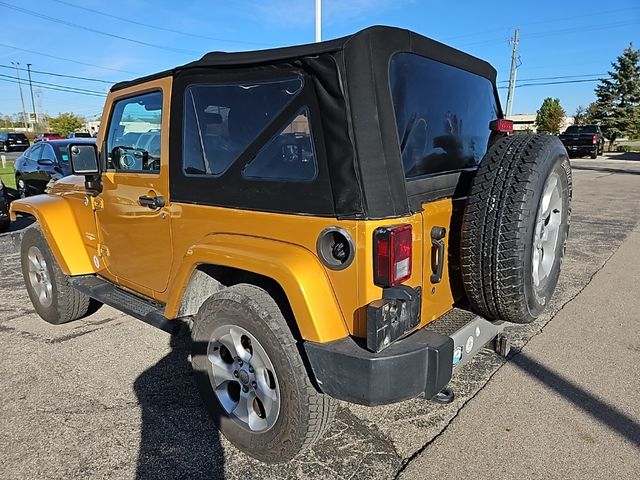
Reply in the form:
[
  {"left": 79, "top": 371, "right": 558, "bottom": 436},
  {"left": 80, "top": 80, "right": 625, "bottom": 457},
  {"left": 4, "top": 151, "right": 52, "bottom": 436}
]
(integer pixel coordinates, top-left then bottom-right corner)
[{"left": 392, "top": 228, "right": 627, "bottom": 479}]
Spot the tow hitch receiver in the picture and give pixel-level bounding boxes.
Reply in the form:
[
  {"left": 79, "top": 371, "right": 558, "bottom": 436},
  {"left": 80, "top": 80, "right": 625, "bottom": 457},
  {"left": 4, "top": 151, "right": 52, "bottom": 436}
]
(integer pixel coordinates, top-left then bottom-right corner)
[{"left": 449, "top": 315, "right": 506, "bottom": 370}]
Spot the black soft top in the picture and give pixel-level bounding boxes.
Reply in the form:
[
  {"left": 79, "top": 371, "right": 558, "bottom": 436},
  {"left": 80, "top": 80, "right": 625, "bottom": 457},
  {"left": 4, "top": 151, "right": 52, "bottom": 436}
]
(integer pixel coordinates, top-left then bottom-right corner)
[
  {"left": 114, "top": 26, "right": 501, "bottom": 219},
  {"left": 112, "top": 26, "right": 497, "bottom": 92}
]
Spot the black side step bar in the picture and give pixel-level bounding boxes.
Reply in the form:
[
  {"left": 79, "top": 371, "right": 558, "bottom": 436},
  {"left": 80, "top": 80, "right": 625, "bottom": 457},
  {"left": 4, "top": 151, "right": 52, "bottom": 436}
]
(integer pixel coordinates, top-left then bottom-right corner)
[{"left": 68, "top": 275, "right": 182, "bottom": 334}]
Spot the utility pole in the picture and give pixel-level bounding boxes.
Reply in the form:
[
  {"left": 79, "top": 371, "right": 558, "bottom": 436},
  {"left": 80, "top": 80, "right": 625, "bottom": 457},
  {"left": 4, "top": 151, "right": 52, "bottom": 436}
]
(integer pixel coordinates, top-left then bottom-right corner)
[
  {"left": 505, "top": 27, "right": 519, "bottom": 118},
  {"left": 26, "top": 64, "right": 38, "bottom": 130},
  {"left": 315, "top": 0, "right": 321, "bottom": 42},
  {"left": 11, "top": 62, "right": 29, "bottom": 130}
]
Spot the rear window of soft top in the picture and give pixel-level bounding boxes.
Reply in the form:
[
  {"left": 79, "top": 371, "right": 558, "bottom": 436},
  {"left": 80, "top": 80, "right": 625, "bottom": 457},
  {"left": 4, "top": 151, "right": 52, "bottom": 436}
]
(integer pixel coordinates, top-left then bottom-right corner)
[{"left": 8, "top": 133, "right": 28, "bottom": 140}]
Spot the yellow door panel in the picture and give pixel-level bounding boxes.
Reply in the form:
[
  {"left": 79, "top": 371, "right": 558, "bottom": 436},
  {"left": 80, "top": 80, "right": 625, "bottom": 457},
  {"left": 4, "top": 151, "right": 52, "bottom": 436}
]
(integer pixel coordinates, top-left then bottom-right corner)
[{"left": 94, "top": 78, "right": 173, "bottom": 293}]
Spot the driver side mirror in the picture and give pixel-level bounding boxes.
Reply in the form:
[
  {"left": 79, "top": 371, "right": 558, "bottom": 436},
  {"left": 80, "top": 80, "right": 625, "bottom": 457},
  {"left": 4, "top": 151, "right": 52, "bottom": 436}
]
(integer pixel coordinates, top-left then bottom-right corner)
[
  {"left": 68, "top": 143, "right": 100, "bottom": 175},
  {"left": 37, "top": 158, "right": 55, "bottom": 166}
]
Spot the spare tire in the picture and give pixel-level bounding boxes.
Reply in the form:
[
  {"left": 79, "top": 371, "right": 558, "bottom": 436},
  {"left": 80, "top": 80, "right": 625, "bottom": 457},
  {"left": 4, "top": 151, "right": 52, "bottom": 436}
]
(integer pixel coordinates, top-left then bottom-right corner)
[{"left": 461, "top": 134, "right": 572, "bottom": 324}]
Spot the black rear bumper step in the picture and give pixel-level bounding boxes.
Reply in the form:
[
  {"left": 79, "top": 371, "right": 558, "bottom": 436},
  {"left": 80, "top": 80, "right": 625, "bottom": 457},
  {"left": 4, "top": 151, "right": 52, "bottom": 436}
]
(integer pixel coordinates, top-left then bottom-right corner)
[{"left": 68, "top": 275, "right": 182, "bottom": 334}]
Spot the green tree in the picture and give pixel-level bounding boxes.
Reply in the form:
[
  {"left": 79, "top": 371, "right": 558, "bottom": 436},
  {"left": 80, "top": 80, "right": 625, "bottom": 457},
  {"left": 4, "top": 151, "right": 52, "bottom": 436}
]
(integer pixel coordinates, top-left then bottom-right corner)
[
  {"left": 590, "top": 44, "right": 640, "bottom": 148},
  {"left": 535, "top": 97, "right": 566, "bottom": 134},
  {"left": 573, "top": 105, "right": 587, "bottom": 125},
  {"left": 48, "top": 112, "right": 84, "bottom": 137}
]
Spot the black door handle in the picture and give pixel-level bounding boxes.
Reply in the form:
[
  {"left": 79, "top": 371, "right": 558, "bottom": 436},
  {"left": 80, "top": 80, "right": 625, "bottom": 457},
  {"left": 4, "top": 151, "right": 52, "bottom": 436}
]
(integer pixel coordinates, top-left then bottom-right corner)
[
  {"left": 138, "top": 194, "right": 165, "bottom": 209},
  {"left": 430, "top": 226, "right": 446, "bottom": 284}
]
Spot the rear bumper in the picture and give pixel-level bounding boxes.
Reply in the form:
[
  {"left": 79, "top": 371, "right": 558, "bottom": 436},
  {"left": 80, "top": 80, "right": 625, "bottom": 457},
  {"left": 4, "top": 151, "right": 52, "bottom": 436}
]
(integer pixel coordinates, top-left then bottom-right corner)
[{"left": 304, "top": 328, "right": 453, "bottom": 406}]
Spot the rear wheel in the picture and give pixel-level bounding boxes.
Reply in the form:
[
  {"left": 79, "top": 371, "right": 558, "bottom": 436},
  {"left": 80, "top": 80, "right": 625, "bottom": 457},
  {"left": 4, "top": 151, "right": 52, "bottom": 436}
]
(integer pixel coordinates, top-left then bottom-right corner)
[
  {"left": 590, "top": 148, "right": 598, "bottom": 159},
  {"left": 461, "top": 135, "right": 572, "bottom": 324},
  {"left": 20, "top": 226, "right": 101, "bottom": 324},
  {"left": 191, "top": 283, "right": 336, "bottom": 463}
]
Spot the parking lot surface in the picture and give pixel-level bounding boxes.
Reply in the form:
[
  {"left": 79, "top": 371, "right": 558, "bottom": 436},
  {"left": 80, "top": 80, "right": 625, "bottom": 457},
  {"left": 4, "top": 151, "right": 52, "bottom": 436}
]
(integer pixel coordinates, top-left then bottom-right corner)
[{"left": 0, "top": 155, "right": 638, "bottom": 479}]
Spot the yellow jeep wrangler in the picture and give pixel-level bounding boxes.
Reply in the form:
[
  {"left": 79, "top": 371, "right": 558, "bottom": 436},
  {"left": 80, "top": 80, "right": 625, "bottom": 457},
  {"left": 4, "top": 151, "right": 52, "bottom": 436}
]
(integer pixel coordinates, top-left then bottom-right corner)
[{"left": 11, "top": 26, "right": 571, "bottom": 462}]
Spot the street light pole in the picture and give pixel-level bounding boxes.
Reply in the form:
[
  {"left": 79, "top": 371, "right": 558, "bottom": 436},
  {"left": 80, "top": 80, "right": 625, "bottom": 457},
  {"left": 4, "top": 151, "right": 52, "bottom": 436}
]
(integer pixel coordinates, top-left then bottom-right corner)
[
  {"left": 26, "top": 64, "right": 38, "bottom": 130},
  {"left": 11, "top": 62, "right": 29, "bottom": 129},
  {"left": 315, "top": 0, "right": 321, "bottom": 42}
]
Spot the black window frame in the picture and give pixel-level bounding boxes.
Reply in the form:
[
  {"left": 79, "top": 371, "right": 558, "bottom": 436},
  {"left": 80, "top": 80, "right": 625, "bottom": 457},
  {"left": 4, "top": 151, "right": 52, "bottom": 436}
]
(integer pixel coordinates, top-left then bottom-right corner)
[
  {"left": 103, "top": 88, "right": 163, "bottom": 175},
  {"left": 169, "top": 66, "right": 335, "bottom": 216}
]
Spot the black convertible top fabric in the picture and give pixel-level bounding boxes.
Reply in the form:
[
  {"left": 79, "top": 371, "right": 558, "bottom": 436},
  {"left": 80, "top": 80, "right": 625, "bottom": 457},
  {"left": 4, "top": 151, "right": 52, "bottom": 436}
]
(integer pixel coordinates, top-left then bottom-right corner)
[{"left": 112, "top": 26, "right": 500, "bottom": 219}]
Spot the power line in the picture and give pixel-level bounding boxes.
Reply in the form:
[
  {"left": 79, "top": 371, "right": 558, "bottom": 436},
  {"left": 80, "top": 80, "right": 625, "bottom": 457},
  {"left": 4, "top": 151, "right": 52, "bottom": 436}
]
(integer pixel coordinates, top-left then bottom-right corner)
[
  {"left": 50, "top": 0, "right": 274, "bottom": 48},
  {"left": 0, "top": 75, "right": 107, "bottom": 97},
  {"left": 0, "top": 1, "right": 199, "bottom": 55},
  {"left": 0, "top": 42, "right": 141, "bottom": 75},
  {"left": 497, "top": 77, "right": 609, "bottom": 90},
  {"left": 0, "top": 64, "right": 115, "bottom": 85},
  {"left": 497, "top": 73, "right": 608, "bottom": 84},
  {"left": 460, "top": 20, "right": 638, "bottom": 48},
  {"left": 442, "top": 6, "right": 640, "bottom": 42},
  {"left": 0, "top": 74, "right": 107, "bottom": 95}
]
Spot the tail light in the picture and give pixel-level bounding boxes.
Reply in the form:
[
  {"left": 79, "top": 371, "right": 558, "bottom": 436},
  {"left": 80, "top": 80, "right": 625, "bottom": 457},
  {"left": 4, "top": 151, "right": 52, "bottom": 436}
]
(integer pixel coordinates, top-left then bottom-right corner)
[
  {"left": 592, "top": 135, "right": 597, "bottom": 144},
  {"left": 489, "top": 119, "right": 513, "bottom": 133},
  {"left": 373, "top": 225, "right": 412, "bottom": 287}
]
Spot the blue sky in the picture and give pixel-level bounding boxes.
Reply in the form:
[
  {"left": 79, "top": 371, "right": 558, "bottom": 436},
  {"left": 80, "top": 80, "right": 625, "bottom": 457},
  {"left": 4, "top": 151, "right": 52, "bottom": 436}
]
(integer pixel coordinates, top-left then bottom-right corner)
[{"left": 0, "top": 0, "right": 638, "bottom": 120}]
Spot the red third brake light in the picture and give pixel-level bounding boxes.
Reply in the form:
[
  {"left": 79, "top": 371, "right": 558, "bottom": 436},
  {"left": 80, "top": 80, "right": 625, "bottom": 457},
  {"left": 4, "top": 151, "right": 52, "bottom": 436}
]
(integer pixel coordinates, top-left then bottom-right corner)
[
  {"left": 373, "top": 225, "right": 412, "bottom": 287},
  {"left": 490, "top": 119, "right": 513, "bottom": 133}
]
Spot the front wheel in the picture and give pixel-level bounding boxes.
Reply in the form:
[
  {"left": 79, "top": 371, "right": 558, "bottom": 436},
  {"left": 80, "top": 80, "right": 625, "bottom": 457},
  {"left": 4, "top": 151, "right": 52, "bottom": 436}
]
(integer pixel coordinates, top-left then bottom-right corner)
[
  {"left": 20, "top": 226, "right": 101, "bottom": 324},
  {"left": 16, "top": 177, "right": 27, "bottom": 198},
  {"left": 191, "top": 283, "right": 336, "bottom": 463}
]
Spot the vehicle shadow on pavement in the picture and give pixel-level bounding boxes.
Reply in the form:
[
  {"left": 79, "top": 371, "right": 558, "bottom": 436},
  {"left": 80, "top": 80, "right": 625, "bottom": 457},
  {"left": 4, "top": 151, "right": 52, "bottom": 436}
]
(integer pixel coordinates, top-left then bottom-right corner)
[
  {"left": 511, "top": 352, "right": 640, "bottom": 445},
  {"left": 134, "top": 328, "right": 226, "bottom": 479}
]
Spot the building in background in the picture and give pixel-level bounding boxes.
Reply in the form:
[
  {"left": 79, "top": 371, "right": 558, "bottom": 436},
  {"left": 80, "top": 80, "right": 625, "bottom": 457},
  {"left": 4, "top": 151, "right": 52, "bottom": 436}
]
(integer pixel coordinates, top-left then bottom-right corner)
[{"left": 508, "top": 114, "right": 574, "bottom": 133}]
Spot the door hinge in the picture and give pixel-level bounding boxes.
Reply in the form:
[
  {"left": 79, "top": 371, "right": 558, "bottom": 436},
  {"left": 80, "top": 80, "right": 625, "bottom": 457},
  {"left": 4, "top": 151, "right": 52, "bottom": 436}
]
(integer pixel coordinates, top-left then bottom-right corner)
[
  {"left": 91, "top": 196, "right": 104, "bottom": 211},
  {"left": 97, "top": 243, "right": 110, "bottom": 257}
]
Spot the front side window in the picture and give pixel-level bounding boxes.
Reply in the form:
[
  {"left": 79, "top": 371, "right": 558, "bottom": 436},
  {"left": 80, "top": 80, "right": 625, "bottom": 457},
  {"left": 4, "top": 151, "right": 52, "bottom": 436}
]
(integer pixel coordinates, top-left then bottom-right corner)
[
  {"left": 182, "top": 77, "right": 304, "bottom": 177},
  {"left": 106, "top": 91, "right": 162, "bottom": 173},
  {"left": 39, "top": 144, "right": 56, "bottom": 162},
  {"left": 390, "top": 53, "right": 499, "bottom": 179}
]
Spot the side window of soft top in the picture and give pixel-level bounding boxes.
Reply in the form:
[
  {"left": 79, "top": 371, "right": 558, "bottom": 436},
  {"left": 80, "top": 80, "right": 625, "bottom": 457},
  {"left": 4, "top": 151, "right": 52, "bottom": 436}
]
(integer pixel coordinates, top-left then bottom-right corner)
[{"left": 106, "top": 91, "right": 163, "bottom": 173}]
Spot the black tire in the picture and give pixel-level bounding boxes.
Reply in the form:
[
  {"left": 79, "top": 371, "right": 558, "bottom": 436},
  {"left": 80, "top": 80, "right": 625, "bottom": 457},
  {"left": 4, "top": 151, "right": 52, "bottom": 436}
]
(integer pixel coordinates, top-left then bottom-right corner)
[
  {"left": 0, "top": 220, "right": 9, "bottom": 233},
  {"left": 590, "top": 148, "right": 598, "bottom": 159},
  {"left": 461, "top": 135, "right": 572, "bottom": 324},
  {"left": 191, "top": 283, "right": 336, "bottom": 463},
  {"left": 16, "top": 176, "right": 27, "bottom": 198},
  {"left": 20, "top": 226, "right": 101, "bottom": 324}
]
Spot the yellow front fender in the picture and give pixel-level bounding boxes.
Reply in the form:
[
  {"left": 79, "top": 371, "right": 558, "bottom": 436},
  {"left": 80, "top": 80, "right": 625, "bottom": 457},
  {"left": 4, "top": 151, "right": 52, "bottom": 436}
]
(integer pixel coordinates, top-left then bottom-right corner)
[
  {"left": 166, "top": 234, "right": 350, "bottom": 344},
  {"left": 10, "top": 195, "right": 96, "bottom": 275}
]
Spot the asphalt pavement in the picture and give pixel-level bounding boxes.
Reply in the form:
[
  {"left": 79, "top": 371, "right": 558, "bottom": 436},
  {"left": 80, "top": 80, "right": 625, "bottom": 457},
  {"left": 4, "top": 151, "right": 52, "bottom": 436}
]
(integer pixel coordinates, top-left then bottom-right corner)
[{"left": 0, "top": 154, "right": 638, "bottom": 479}]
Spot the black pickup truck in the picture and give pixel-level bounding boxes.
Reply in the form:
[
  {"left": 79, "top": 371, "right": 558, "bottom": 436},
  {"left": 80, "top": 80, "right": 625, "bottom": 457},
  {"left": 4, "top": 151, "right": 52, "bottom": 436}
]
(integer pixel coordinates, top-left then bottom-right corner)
[{"left": 559, "top": 125, "right": 604, "bottom": 159}]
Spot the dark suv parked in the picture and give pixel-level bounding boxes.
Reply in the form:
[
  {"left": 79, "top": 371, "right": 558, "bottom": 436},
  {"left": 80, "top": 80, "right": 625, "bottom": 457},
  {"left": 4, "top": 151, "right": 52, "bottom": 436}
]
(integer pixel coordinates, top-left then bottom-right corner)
[{"left": 0, "top": 132, "right": 30, "bottom": 152}]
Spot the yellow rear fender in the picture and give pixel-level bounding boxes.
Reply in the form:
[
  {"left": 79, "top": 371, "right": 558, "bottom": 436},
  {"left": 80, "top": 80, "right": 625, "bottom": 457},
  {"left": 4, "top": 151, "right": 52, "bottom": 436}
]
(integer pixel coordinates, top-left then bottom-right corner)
[
  {"left": 166, "top": 234, "right": 349, "bottom": 344},
  {"left": 10, "top": 195, "right": 96, "bottom": 275}
]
